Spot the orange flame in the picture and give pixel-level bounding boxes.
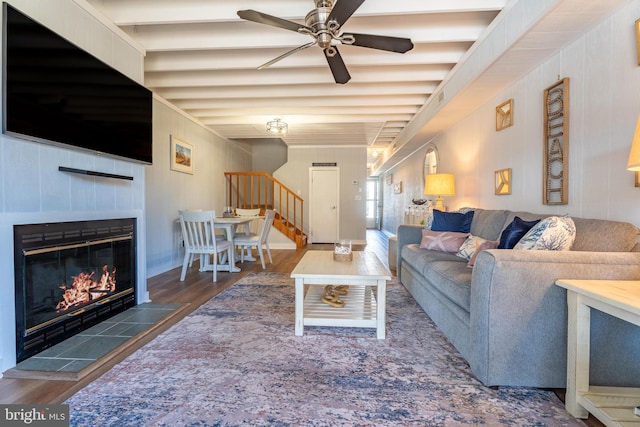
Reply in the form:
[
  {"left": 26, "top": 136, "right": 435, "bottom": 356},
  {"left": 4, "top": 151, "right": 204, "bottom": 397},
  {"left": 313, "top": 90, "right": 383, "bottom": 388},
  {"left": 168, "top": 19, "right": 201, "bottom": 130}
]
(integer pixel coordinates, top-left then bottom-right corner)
[{"left": 56, "top": 265, "right": 116, "bottom": 312}]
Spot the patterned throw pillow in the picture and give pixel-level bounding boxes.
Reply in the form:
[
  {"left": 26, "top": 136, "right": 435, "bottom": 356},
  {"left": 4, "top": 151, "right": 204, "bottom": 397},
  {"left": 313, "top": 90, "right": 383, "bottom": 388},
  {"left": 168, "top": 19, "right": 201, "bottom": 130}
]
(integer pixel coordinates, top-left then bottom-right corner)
[
  {"left": 423, "top": 212, "right": 434, "bottom": 229},
  {"left": 467, "top": 239, "right": 499, "bottom": 267},
  {"left": 513, "top": 216, "right": 576, "bottom": 251},
  {"left": 456, "top": 235, "right": 489, "bottom": 260},
  {"left": 419, "top": 230, "right": 469, "bottom": 253}
]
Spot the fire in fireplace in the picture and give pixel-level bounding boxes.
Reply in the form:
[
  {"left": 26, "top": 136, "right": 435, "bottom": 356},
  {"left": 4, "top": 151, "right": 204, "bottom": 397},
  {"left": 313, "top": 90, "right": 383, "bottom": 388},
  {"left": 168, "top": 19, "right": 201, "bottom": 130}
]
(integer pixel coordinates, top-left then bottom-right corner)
[{"left": 14, "top": 218, "right": 137, "bottom": 363}]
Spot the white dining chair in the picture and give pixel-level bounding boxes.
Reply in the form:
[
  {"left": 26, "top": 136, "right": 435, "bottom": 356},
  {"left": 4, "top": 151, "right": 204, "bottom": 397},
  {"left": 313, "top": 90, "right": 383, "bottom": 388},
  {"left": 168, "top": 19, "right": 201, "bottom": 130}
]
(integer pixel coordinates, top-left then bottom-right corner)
[
  {"left": 179, "top": 209, "right": 202, "bottom": 268},
  {"left": 235, "top": 208, "right": 261, "bottom": 234},
  {"left": 235, "top": 208, "right": 261, "bottom": 216},
  {"left": 233, "top": 209, "right": 276, "bottom": 269},
  {"left": 179, "top": 210, "right": 233, "bottom": 282}
]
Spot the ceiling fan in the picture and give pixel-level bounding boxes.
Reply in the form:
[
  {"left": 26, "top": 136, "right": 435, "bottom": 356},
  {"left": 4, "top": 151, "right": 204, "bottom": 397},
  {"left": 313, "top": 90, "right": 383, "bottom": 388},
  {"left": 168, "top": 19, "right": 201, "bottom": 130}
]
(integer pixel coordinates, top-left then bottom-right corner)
[{"left": 237, "top": 0, "right": 414, "bottom": 84}]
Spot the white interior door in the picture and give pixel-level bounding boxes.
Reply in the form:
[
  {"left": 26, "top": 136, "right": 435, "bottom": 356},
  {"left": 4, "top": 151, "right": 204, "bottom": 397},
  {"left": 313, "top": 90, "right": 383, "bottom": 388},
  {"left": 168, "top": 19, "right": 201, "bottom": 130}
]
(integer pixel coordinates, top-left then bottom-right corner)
[{"left": 309, "top": 167, "right": 339, "bottom": 243}]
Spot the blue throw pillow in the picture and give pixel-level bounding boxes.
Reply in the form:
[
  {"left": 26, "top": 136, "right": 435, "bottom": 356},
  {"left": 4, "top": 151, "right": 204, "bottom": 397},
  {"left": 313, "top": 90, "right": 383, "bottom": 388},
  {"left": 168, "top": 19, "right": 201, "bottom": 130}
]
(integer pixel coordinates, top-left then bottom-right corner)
[
  {"left": 498, "top": 216, "right": 541, "bottom": 249},
  {"left": 431, "top": 209, "right": 474, "bottom": 233}
]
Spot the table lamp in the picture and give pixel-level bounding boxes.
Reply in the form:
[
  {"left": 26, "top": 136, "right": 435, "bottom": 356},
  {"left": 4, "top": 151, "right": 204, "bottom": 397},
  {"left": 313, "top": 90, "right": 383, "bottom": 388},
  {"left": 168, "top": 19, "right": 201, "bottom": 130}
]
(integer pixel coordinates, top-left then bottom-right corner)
[{"left": 424, "top": 173, "right": 455, "bottom": 211}]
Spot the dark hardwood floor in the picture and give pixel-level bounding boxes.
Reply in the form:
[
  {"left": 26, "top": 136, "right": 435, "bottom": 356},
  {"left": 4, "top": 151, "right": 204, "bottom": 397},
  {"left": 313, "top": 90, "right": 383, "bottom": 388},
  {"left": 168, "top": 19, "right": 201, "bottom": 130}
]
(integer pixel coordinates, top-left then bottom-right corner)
[
  {"left": 0, "top": 230, "right": 603, "bottom": 426},
  {"left": 0, "top": 233, "right": 381, "bottom": 405}
]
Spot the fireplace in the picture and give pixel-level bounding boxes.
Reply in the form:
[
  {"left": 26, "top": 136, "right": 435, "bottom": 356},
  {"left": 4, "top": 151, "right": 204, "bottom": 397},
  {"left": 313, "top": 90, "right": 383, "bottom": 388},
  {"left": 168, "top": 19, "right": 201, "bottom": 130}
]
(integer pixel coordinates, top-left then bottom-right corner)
[{"left": 13, "top": 218, "right": 137, "bottom": 363}]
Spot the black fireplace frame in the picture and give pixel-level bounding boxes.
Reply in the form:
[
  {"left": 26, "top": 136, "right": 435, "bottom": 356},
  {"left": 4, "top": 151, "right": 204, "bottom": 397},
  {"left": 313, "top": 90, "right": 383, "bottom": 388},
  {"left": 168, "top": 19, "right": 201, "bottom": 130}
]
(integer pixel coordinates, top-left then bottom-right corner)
[{"left": 13, "top": 218, "right": 137, "bottom": 363}]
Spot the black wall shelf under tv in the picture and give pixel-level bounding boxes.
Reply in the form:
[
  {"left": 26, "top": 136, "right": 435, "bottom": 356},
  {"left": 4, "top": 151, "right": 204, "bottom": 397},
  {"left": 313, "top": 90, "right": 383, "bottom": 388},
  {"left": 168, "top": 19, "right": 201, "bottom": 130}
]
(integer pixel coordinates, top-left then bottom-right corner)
[{"left": 58, "top": 166, "right": 134, "bottom": 181}]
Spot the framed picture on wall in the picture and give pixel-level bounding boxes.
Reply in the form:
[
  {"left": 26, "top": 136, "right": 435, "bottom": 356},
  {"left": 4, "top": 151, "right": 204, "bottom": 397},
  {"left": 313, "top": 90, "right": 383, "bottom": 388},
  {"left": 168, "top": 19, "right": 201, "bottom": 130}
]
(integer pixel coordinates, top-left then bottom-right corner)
[
  {"left": 495, "top": 168, "right": 512, "bottom": 195},
  {"left": 636, "top": 18, "right": 640, "bottom": 65},
  {"left": 170, "top": 135, "right": 194, "bottom": 174},
  {"left": 496, "top": 99, "right": 513, "bottom": 131}
]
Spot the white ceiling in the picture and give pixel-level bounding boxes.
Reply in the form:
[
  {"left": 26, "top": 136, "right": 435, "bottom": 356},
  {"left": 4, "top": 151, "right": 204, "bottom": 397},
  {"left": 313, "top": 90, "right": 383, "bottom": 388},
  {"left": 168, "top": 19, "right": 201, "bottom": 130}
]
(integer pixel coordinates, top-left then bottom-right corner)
[{"left": 84, "top": 0, "right": 630, "bottom": 174}]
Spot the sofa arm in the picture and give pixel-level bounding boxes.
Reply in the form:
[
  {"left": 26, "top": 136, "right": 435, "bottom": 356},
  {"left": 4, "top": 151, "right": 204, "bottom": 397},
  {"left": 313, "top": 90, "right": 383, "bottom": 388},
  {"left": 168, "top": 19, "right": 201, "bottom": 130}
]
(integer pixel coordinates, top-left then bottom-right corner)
[
  {"left": 396, "top": 224, "right": 423, "bottom": 282},
  {"left": 470, "top": 249, "right": 640, "bottom": 387}
]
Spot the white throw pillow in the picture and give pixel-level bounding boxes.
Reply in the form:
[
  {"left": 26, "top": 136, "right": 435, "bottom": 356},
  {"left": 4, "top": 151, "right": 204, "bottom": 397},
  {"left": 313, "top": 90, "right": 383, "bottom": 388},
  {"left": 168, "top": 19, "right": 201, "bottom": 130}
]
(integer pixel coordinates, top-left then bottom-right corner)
[
  {"left": 456, "top": 235, "right": 488, "bottom": 261},
  {"left": 513, "top": 216, "right": 576, "bottom": 251}
]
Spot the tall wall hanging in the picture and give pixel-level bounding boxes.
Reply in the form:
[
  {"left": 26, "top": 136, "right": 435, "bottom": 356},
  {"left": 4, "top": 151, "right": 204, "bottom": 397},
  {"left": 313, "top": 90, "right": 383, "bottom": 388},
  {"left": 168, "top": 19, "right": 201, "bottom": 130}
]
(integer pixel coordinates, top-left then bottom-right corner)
[{"left": 543, "top": 78, "right": 569, "bottom": 205}]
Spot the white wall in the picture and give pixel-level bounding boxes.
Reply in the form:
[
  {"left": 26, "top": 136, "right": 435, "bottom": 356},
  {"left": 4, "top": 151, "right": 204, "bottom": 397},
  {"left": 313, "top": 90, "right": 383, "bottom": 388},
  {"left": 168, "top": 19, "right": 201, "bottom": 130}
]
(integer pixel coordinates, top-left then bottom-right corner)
[
  {"left": 382, "top": 0, "right": 640, "bottom": 234},
  {"left": 275, "top": 146, "right": 367, "bottom": 243},
  {"left": 0, "top": 0, "right": 147, "bottom": 372},
  {"left": 0, "top": 0, "right": 252, "bottom": 373},
  {"left": 251, "top": 139, "right": 288, "bottom": 174},
  {"left": 145, "top": 100, "right": 252, "bottom": 277}
]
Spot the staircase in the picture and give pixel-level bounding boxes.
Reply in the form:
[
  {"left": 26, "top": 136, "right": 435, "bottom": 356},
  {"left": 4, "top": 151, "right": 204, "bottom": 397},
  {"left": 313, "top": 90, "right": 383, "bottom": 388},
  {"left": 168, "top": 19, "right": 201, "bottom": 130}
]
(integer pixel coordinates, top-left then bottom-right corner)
[{"left": 224, "top": 171, "right": 307, "bottom": 248}]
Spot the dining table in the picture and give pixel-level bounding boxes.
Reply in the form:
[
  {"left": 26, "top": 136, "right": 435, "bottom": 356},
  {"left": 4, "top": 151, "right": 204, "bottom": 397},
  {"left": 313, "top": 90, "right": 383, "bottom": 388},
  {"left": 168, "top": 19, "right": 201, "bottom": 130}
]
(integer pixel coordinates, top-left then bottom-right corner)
[{"left": 200, "top": 216, "right": 260, "bottom": 272}]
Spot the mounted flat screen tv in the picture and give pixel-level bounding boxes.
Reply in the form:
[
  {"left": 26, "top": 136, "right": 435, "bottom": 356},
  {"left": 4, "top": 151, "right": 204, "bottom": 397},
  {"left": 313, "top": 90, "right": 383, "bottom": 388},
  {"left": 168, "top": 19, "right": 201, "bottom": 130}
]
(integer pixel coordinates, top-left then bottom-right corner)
[{"left": 2, "top": 3, "right": 153, "bottom": 164}]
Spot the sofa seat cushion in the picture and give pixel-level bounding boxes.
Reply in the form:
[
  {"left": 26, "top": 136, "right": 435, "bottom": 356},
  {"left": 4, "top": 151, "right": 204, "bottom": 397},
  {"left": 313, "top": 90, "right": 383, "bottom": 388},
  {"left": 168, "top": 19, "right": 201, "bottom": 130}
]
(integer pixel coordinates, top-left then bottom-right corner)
[
  {"left": 401, "top": 244, "right": 472, "bottom": 311},
  {"left": 422, "top": 260, "right": 473, "bottom": 311},
  {"left": 402, "top": 244, "right": 461, "bottom": 266}
]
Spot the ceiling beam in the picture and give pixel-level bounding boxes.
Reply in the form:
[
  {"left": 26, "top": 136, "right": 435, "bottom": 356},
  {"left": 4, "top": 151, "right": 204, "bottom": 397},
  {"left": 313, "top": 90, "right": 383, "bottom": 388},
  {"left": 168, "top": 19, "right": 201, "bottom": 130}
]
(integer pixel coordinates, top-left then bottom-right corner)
[
  {"left": 154, "top": 82, "right": 436, "bottom": 99},
  {"left": 90, "top": 0, "right": 508, "bottom": 26},
  {"left": 144, "top": 43, "right": 472, "bottom": 72},
  {"left": 146, "top": 64, "right": 452, "bottom": 87}
]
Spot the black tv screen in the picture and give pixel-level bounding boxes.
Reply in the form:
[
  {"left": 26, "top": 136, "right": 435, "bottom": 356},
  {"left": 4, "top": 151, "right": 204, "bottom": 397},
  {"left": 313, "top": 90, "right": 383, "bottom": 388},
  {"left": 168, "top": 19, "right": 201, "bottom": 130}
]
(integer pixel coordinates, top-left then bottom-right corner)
[{"left": 2, "top": 3, "right": 153, "bottom": 164}]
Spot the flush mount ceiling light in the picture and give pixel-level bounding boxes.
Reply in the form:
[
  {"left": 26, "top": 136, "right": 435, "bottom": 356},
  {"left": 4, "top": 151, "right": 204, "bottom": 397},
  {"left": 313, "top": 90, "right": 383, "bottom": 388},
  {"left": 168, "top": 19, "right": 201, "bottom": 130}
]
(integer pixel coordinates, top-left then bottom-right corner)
[{"left": 267, "top": 118, "right": 288, "bottom": 135}]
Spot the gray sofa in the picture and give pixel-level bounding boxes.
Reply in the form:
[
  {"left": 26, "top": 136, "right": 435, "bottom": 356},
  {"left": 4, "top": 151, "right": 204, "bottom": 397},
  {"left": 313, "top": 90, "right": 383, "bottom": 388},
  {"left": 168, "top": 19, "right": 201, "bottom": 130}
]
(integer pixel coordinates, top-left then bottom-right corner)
[{"left": 397, "top": 209, "right": 640, "bottom": 388}]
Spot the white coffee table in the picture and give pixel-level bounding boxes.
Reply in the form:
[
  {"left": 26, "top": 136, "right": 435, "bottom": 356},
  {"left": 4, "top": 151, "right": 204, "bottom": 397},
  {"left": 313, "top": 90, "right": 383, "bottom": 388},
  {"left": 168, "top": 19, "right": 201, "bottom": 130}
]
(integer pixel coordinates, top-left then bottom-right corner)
[
  {"left": 555, "top": 279, "right": 640, "bottom": 426},
  {"left": 290, "top": 251, "right": 391, "bottom": 339}
]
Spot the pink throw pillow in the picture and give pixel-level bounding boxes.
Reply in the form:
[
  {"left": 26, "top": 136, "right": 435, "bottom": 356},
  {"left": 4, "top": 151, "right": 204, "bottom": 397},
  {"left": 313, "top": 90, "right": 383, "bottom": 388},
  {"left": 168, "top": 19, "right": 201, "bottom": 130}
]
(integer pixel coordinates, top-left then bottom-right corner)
[
  {"left": 419, "top": 230, "right": 469, "bottom": 253},
  {"left": 467, "top": 239, "right": 499, "bottom": 267}
]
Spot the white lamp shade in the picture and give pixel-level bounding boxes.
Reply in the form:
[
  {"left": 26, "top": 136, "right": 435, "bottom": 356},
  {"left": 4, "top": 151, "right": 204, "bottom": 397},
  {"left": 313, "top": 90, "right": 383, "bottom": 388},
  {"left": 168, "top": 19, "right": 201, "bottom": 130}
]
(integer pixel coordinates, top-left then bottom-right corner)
[
  {"left": 424, "top": 173, "right": 455, "bottom": 196},
  {"left": 627, "top": 113, "right": 640, "bottom": 171}
]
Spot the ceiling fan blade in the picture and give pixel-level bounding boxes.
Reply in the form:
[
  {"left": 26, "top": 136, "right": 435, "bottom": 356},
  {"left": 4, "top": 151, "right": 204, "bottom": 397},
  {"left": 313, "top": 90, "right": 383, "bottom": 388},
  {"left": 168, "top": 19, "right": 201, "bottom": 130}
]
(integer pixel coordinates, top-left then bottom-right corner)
[
  {"left": 258, "top": 41, "right": 316, "bottom": 69},
  {"left": 324, "top": 47, "right": 351, "bottom": 84},
  {"left": 326, "top": 0, "right": 365, "bottom": 28},
  {"left": 342, "top": 33, "right": 414, "bottom": 53},
  {"left": 237, "top": 9, "right": 310, "bottom": 33}
]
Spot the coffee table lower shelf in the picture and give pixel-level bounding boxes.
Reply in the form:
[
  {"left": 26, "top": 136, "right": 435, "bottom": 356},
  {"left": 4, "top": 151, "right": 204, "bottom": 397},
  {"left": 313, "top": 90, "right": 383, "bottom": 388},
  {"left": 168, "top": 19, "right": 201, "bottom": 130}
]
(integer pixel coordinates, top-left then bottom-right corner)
[
  {"left": 576, "top": 386, "right": 640, "bottom": 426},
  {"left": 303, "top": 285, "right": 377, "bottom": 329}
]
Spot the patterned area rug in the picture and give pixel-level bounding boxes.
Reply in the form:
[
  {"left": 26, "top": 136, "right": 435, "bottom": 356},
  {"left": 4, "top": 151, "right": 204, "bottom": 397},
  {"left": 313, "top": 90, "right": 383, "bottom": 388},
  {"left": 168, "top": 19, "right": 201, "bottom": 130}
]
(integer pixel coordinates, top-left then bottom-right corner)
[{"left": 66, "top": 272, "right": 585, "bottom": 426}]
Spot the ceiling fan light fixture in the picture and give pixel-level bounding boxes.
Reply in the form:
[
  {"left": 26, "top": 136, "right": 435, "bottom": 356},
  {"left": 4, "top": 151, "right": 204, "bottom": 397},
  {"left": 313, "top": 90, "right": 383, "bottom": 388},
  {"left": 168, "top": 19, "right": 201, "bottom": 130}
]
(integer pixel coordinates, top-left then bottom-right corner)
[{"left": 267, "top": 118, "right": 288, "bottom": 135}]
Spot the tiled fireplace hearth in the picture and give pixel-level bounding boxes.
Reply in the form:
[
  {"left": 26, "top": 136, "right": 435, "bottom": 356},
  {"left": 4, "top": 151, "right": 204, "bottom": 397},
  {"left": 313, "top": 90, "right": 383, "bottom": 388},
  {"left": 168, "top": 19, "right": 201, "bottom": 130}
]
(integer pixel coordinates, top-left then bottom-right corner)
[{"left": 13, "top": 218, "right": 138, "bottom": 363}]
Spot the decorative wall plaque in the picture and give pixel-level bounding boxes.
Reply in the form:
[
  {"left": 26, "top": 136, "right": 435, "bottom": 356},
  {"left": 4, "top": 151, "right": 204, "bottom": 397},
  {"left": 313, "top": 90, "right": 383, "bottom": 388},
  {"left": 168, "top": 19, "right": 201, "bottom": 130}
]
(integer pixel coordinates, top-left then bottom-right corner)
[
  {"left": 494, "top": 168, "right": 512, "bottom": 195},
  {"left": 543, "top": 78, "right": 569, "bottom": 205},
  {"left": 636, "top": 18, "right": 640, "bottom": 65},
  {"left": 496, "top": 99, "right": 513, "bottom": 131}
]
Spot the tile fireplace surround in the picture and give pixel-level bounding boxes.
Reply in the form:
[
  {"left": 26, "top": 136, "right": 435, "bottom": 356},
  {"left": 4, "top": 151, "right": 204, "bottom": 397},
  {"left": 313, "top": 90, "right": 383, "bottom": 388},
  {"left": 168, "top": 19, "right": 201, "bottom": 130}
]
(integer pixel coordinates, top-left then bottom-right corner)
[
  {"left": 14, "top": 218, "right": 138, "bottom": 363},
  {"left": 0, "top": 210, "right": 149, "bottom": 375}
]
